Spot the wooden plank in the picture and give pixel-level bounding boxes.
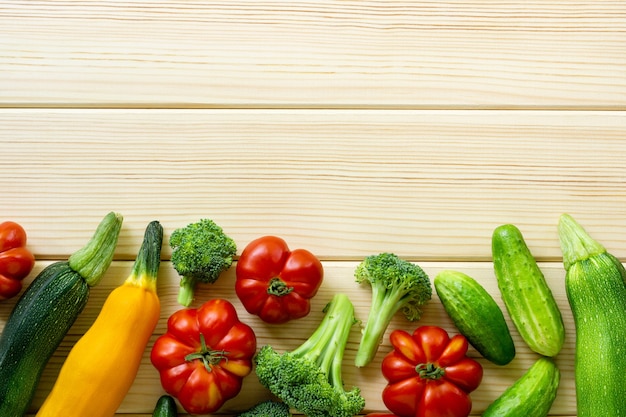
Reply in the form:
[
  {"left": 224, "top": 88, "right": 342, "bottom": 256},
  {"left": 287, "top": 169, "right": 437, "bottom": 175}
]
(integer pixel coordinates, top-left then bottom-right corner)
[
  {"left": 1, "top": 109, "right": 626, "bottom": 261},
  {"left": 1, "top": 1, "right": 625, "bottom": 108},
  {"left": 3, "top": 260, "right": 577, "bottom": 415}
]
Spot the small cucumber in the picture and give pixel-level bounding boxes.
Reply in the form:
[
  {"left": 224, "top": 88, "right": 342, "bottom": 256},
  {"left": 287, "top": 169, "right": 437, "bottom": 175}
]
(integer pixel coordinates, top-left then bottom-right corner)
[
  {"left": 492, "top": 224, "right": 565, "bottom": 357},
  {"left": 483, "top": 357, "right": 560, "bottom": 417},
  {"left": 434, "top": 270, "right": 515, "bottom": 365},
  {"left": 153, "top": 395, "right": 178, "bottom": 417}
]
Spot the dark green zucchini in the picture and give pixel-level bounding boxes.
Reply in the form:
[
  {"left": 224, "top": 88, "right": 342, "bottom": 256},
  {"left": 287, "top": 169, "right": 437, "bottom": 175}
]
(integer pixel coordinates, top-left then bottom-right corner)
[
  {"left": 153, "top": 395, "right": 179, "bottom": 417},
  {"left": 0, "top": 212, "right": 122, "bottom": 417}
]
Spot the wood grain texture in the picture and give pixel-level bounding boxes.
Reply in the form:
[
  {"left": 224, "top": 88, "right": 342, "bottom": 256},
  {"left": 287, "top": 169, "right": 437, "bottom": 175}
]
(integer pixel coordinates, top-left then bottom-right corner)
[
  {"left": 1, "top": 1, "right": 625, "bottom": 108},
  {"left": 1, "top": 109, "right": 626, "bottom": 262},
  {"left": 3, "top": 260, "right": 577, "bottom": 416}
]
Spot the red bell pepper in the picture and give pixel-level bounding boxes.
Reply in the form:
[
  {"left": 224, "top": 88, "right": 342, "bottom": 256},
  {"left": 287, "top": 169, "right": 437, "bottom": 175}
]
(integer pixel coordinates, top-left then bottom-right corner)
[
  {"left": 235, "top": 235, "right": 323, "bottom": 323},
  {"left": 0, "top": 221, "right": 35, "bottom": 300},
  {"left": 381, "top": 326, "right": 483, "bottom": 417},
  {"left": 150, "top": 299, "right": 257, "bottom": 415}
]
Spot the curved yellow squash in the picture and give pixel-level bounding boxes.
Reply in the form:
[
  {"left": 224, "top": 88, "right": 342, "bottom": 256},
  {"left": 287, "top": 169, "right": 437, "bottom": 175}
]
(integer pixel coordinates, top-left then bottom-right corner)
[{"left": 37, "top": 221, "right": 163, "bottom": 417}]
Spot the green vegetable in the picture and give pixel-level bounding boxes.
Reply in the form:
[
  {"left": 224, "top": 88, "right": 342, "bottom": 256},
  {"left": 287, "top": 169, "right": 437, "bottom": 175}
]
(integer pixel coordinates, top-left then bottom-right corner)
[
  {"left": 237, "top": 400, "right": 291, "bottom": 417},
  {"left": 254, "top": 293, "right": 365, "bottom": 417},
  {"left": 169, "top": 218, "right": 237, "bottom": 306},
  {"left": 0, "top": 212, "right": 122, "bottom": 417},
  {"left": 558, "top": 213, "right": 626, "bottom": 416},
  {"left": 434, "top": 270, "right": 515, "bottom": 365},
  {"left": 492, "top": 224, "right": 565, "bottom": 357},
  {"left": 152, "top": 395, "right": 178, "bottom": 417},
  {"left": 483, "top": 357, "right": 560, "bottom": 417},
  {"left": 354, "top": 252, "right": 432, "bottom": 367}
]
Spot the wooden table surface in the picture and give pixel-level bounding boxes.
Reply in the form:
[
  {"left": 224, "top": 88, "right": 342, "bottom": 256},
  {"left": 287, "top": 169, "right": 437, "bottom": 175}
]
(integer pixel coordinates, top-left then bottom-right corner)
[{"left": 1, "top": 1, "right": 625, "bottom": 416}]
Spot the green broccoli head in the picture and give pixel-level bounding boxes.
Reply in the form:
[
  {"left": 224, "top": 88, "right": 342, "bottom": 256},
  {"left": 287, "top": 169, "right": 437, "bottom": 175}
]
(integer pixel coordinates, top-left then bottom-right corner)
[
  {"left": 169, "top": 218, "right": 237, "bottom": 306},
  {"left": 237, "top": 400, "right": 291, "bottom": 417},
  {"left": 354, "top": 252, "right": 432, "bottom": 367},
  {"left": 254, "top": 294, "right": 365, "bottom": 417}
]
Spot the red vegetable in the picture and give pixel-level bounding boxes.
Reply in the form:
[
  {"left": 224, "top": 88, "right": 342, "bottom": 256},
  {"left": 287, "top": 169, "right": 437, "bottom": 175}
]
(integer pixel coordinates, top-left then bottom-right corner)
[
  {"left": 0, "top": 221, "right": 35, "bottom": 300},
  {"left": 381, "top": 326, "right": 483, "bottom": 417},
  {"left": 235, "top": 235, "right": 323, "bottom": 323},
  {"left": 150, "top": 299, "right": 257, "bottom": 415}
]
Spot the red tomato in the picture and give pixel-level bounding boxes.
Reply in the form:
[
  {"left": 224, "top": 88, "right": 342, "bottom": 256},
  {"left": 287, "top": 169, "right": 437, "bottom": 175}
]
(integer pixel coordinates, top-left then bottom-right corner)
[
  {"left": 381, "top": 326, "right": 483, "bottom": 417},
  {"left": 150, "top": 299, "right": 257, "bottom": 415},
  {"left": 235, "top": 236, "right": 323, "bottom": 323},
  {"left": 0, "top": 221, "right": 35, "bottom": 300}
]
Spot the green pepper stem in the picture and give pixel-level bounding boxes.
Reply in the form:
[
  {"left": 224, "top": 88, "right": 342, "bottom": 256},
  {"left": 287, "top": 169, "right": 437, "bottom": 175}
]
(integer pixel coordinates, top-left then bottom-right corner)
[
  {"left": 267, "top": 277, "right": 294, "bottom": 296},
  {"left": 185, "top": 334, "right": 230, "bottom": 373}
]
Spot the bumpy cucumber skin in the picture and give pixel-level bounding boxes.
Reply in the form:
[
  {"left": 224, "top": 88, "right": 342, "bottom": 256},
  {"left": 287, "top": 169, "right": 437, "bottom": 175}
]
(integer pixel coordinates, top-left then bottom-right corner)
[
  {"left": 483, "top": 357, "right": 560, "bottom": 417},
  {"left": 492, "top": 224, "right": 565, "bottom": 357},
  {"left": 434, "top": 270, "right": 515, "bottom": 365},
  {"left": 153, "top": 395, "right": 179, "bottom": 417},
  {"left": 0, "top": 262, "right": 89, "bottom": 417},
  {"left": 566, "top": 253, "right": 626, "bottom": 416}
]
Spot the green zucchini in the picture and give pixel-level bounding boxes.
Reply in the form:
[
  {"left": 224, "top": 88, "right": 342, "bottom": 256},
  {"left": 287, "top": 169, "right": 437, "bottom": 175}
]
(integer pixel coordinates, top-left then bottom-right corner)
[
  {"left": 492, "top": 224, "right": 565, "bottom": 357},
  {"left": 0, "top": 212, "right": 122, "bottom": 417},
  {"left": 558, "top": 213, "right": 626, "bottom": 416},
  {"left": 153, "top": 395, "right": 179, "bottom": 417},
  {"left": 483, "top": 356, "right": 560, "bottom": 417},
  {"left": 434, "top": 270, "right": 515, "bottom": 365}
]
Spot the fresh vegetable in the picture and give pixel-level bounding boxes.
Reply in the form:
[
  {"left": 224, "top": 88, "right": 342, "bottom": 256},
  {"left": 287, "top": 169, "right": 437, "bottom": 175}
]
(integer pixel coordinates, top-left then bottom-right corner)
[
  {"left": 0, "top": 221, "right": 35, "bottom": 300},
  {"left": 237, "top": 400, "right": 291, "bottom": 417},
  {"left": 0, "top": 212, "right": 122, "bottom": 417},
  {"left": 558, "top": 213, "right": 626, "bottom": 416},
  {"left": 381, "top": 326, "right": 483, "bottom": 417},
  {"left": 354, "top": 252, "right": 432, "bottom": 367},
  {"left": 36, "top": 220, "right": 163, "bottom": 417},
  {"left": 151, "top": 298, "right": 257, "bottom": 415},
  {"left": 483, "top": 357, "right": 560, "bottom": 417},
  {"left": 235, "top": 235, "right": 324, "bottom": 323},
  {"left": 254, "top": 293, "right": 365, "bottom": 417},
  {"left": 169, "top": 218, "right": 237, "bottom": 306},
  {"left": 492, "top": 224, "right": 565, "bottom": 357},
  {"left": 152, "top": 395, "right": 178, "bottom": 417},
  {"left": 434, "top": 270, "right": 515, "bottom": 365}
]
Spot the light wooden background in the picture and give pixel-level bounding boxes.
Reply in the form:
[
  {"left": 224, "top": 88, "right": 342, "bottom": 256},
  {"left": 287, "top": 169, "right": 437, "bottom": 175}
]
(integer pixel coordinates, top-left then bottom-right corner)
[{"left": 2, "top": 1, "right": 626, "bottom": 416}]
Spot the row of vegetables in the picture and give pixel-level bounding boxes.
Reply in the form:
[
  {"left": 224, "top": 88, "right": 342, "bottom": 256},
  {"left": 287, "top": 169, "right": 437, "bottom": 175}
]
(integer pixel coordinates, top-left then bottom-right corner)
[{"left": 0, "top": 212, "right": 625, "bottom": 416}]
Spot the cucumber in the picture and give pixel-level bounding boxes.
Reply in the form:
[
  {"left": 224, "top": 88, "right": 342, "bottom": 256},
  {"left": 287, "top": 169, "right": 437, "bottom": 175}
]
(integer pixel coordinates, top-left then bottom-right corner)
[
  {"left": 434, "top": 270, "right": 515, "bottom": 365},
  {"left": 558, "top": 214, "right": 626, "bottom": 416},
  {"left": 492, "top": 224, "right": 565, "bottom": 357},
  {"left": 153, "top": 395, "right": 178, "bottom": 417},
  {"left": 0, "top": 212, "right": 122, "bottom": 417},
  {"left": 483, "top": 357, "right": 560, "bottom": 417}
]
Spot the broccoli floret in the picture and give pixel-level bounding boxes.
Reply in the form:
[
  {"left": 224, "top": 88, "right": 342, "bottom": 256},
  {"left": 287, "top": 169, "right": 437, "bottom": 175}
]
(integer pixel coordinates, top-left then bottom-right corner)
[
  {"left": 169, "top": 218, "right": 237, "bottom": 306},
  {"left": 237, "top": 400, "right": 291, "bottom": 417},
  {"left": 254, "top": 293, "right": 365, "bottom": 417},
  {"left": 354, "top": 252, "right": 432, "bottom": 367}
]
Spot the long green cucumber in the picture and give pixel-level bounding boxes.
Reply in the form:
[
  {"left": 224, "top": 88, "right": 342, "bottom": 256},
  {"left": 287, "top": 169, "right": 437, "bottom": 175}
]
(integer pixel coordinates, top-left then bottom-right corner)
[
  {"left": 492, "top": 224, "right": 564, "bottom": 357},
  {"left": 153, "top": 395, "right": 178, "bottom": 417},
  {"left": 0, "top": 212, "right": 122, "bottom": 417},
  {"left": 483, "top": 357, "right": 560, "bottom": 417},
  {"left": 434, "top": 270, "right": 515, "bottom": 365},
  {"left": 558, "top": 213, "right": 626, "bottom": 416}
]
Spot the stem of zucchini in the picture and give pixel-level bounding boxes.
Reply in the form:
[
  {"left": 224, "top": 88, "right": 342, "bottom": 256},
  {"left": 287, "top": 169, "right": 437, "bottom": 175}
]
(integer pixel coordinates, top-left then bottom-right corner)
[
  {"left": 558, "top": 213, "right": 605, "bottom": 270},
  {"left": 68, "top": 212, "right": 123, "bottom": 286},
  {"left": 125, "top": 220, "right": 163, "bottom": 291}
]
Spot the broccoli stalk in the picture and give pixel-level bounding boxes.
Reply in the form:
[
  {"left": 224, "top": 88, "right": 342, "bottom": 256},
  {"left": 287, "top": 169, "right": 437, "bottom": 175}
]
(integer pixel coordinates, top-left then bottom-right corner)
[
  {"left": 354, "top": 252, "right": 432, "bottom": 367},
  {"left": 254, "top": 293, "right": 365, "bottom": 417},
  {"left": 237, "top": 400, "right": 291, "bottom": 417},
  {"left": 169, "top": 219, "right": 237, "bottom": 307}
]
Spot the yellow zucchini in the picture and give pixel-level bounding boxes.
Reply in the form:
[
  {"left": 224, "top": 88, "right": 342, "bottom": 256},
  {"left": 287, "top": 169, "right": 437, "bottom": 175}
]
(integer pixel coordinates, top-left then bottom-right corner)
[{"left": 36, "top": 220, "right": 163, "bottom": 417}]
